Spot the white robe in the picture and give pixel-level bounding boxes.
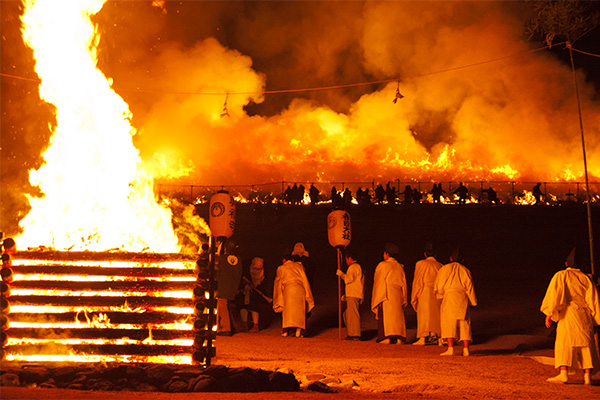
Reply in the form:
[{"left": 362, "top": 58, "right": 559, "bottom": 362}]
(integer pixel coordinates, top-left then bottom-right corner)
[
  {"left": 540, "top": 268, "right": 600, "bottom": 370},
  {"left": 371, "top": 257, "right": 407, "bottom": 338},
  {"left": 411, "top": 257, "right": 442, "bottom": 338},
  {"left": 273, "top": 260, "right": 315, "bottom": 329},
  {"left": 341, "top": 262, "right": 364, "bottom": 300},
  {"left": 434, "top": 262, "right": 477, "bottom": 341}
]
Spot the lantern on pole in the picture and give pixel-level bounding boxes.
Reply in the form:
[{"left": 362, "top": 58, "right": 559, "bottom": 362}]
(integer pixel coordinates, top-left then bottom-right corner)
[
  {"left": 327, "top": 210, "right": 351, "bottom": 339},
  {"left": 209, "top": 190, "right": 236, "bottom": 239}
]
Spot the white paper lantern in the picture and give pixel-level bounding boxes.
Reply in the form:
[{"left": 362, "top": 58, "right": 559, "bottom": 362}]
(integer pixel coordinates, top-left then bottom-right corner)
[
  {"left": 209, "top": 191, "right": 235, "bottom": 238},
  {"left": 327, "top": 210, "right": 351, "bottom": 248}
]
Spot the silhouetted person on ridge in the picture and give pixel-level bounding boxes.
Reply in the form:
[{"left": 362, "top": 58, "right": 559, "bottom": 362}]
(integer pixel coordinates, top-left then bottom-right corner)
[
  {"left": 356, "top": 187, "right": 364, "bottom": 205},
  {"left": 284, "top": 185, "right": 293, "bottom": 204},
  {"left": 399, "top": 185, "right": 413, "bottom": 206},
  {"left": 291, "top": 183, "right": 299, "bottom": 205},
  {"left": 432, "top": 183, "right": 446, "bottom": 204},
  {"left": 309, "top": 184, "right": 319, "bottom": 206},
  {"left": 386, "top": 182, "right": 396, "bottom": 206},
  {"left": 342, "top": 188, "right": 353, "bottom": 209},
  {"left": 412, "top": 188, "right": 423, "bottom": 204},
  {"left": 453, "top": 182, "right": 469, "bottom": 204},
  {"left": 482, "top": 187, "right": 499, "bottom": 205},
  {"left": 533, "top": 182, "right": 544, "bottom": 204},
  {"left": 375, "top": 184, "right": 385, "bottom": 205},
  {"left": 298, "top": 184, "right": 305, "bottom": 205}
]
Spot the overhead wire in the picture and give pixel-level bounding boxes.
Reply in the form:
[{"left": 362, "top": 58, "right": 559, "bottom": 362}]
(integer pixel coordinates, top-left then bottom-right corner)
[
  {"left": 1, "top": 42, "right": 599, "bottom": 96},
  {"left": 571, "top": 47, "right": 600, "bottom": 58}
]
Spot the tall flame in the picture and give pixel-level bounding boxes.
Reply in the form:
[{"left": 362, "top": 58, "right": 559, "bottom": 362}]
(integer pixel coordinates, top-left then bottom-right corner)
[{"left": 16, "top": 0, "right": 179, "bottom": 252}]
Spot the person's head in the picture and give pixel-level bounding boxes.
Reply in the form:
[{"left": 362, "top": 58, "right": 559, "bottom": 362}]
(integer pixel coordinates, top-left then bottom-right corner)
[
  {"left": 250, "top": 257, "right": 265, "bottom": 284},
  {"left": 424, "top": 241, "right": 435, "bottom": 258},
  {"left": 224, "top": 239, "right": 238, "bottom": 254},
  {"left": 565, "top": 247, "right": 584, "bottom": 269},
  {"left": 450, "top": 248, "right": 464, "bottom": 263},
  {"left": 251, "top": 256, "right": 264, "bottom": 268},
  {"left": 384, "top": 242, "right": 400, "bottom": 260},
  {"left": 344, "top": 249, "right": 357, "bottom": 265},
  {"left": 292, "top": 242, "right": 309, "bottom": 257}
]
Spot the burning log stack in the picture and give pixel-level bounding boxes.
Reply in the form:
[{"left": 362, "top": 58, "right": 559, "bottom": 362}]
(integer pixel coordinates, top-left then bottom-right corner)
[
  {"left": 191, "top": 247, "right": 217, "bottom": 365},
  {"left": 1, "top": 237, "right": 17, "bottom": 358},
  {"left": 2, "top": 250, "right": 203, "bottom": 365}
]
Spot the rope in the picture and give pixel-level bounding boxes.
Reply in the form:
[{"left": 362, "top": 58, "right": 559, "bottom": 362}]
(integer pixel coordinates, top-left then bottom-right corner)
[
  {"left": 570, "top": 47, "right": 600, "bottom": 58},
  {"left": 3, "top": 42, "right": 599, "bottom": 96}
]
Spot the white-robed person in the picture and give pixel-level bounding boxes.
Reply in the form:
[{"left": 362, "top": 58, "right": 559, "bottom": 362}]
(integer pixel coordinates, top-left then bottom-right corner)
[
  {"left": 541, "top": 247, "right": 600, "bottom": 385},
  {"left": 411, "top": 242, "right": 443, "bottom": 345},
  {"left": 434, "top": 249, "right": 477, "bottom": 356},
  {"left": 336, "top": 249, "right": 365, "bottom": 340},
  {"left": 371, "top": 243, "right": 407, "bottom": 344},
  {"left": 273, "top": 252, "right": 315, "bottom": 338}
]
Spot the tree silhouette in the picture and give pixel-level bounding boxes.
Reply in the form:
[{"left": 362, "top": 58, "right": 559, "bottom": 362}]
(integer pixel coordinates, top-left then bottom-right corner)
[{"left": 524, "top": 0, "right": 600, "bottom": 46}]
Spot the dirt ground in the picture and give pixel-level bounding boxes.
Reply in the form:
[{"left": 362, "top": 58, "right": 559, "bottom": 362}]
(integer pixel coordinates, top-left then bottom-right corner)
[
  {"left": 2, "top": 318, "right": 599, "bottom": 400},
  {"left": 2, "top": 203, "right": 600, "bottom": 399}
]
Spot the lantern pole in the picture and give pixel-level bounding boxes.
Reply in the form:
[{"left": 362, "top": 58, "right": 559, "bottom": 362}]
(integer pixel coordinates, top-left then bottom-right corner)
[
  {"left": 327, "top": 209, "right": 351, "bottom": 340},
  {"left": 205, "top": 236, "right": 217, "bottom": 366},
  {"left": 567, "top": 43, "right": 595, "bottom": 276},
  {"left": 337, "top": 246, "right": 342, "bottom": 340},
  {"left": 202, "top": 190, "right": 236, "bottom": 366}
]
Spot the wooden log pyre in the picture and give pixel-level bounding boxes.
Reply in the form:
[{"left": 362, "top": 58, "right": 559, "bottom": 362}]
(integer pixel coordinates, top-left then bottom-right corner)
[{"left": 5, "top": 251, "right": 197, "bottom": 364}]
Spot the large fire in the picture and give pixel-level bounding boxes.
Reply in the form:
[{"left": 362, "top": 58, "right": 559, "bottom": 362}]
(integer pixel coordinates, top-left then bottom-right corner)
[
  {"left": 1, "top": 0, "right": 599, "bottom": 367},
  {"left": 3, "top": 0, "right": 211, "bottom": 365},
  {"left": 15, "top": 0, "right": 181, "bottom": 253}
]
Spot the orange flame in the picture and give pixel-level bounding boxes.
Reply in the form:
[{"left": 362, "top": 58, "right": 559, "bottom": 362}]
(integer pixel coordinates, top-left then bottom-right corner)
[{"left": 16, "top": 0, "right": 180, "bottom": 252}]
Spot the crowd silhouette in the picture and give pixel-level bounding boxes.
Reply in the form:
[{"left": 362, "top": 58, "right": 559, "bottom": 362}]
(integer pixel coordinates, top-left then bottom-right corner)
[{"left": 276, "top": 182, "right": 507, "bottom": 208}]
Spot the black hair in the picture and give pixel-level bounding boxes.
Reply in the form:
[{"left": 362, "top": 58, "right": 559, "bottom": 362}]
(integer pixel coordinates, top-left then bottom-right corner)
[
  {"left": 344, "top": 248, "right": 357, "bottom": 261},
  {"left": 384, "top": 242, "right": 400, "bottom": 258}
]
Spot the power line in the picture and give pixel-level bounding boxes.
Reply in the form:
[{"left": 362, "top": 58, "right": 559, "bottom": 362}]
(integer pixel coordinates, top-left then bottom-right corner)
[
  {"left": 571, "top": 47, "right": 600, "bottom": 58},
  {"left": 113, "top": 43, "right": 571, "bottom": 96},
  {"left": 4, "top": 41, "right": 599, "bottom": 97}
]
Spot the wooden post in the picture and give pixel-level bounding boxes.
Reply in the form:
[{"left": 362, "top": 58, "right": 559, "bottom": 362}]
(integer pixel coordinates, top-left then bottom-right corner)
[{"left": 337, "top": 247, "right": 342, "bottom": 340}]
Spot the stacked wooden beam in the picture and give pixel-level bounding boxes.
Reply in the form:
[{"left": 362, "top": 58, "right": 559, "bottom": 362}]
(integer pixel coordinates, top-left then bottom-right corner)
[{"left": 3, "top": 251, "right": 198, "bottom": 364}]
